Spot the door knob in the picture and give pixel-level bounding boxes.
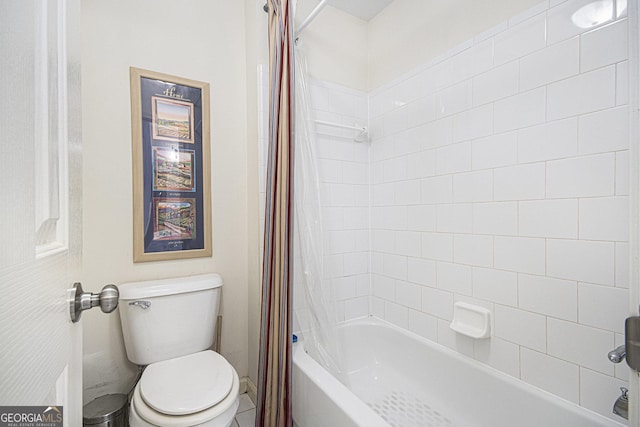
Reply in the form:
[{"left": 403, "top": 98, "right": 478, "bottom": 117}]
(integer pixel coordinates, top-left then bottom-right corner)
[{"left": 69, "top": 282, "right": 119, "bottom": 323}]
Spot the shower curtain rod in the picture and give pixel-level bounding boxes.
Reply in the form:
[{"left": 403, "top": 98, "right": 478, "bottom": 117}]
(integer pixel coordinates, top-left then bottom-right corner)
[
  {"left": 263, "top": 1, "right": 330, "bottom": 36},
  {"left": 296, "top": 0, "right": 330, "bottom": 36}
]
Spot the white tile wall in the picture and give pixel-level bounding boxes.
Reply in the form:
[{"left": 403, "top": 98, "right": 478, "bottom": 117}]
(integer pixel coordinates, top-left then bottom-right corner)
[
  {"left": 366, "top": 0, "right": 629, "bottom": 420},
  {"left": 471, "top": 132, "right": 517, "bottom": 170},
  {"left": 493, "top": 305, "right": 547, "bottom": 352},
  {"left": 493, "top": 87, "right": 546, "bottom": 132},
  {"left": 580, "top": 19, "right": 628, "bottom": 72},
  {"left": 546, "top": 66, "right": 616, "bottom": 120},
  {"left": 546, "top": 239, "right": 615, "bottom": 284},
  {"left": 519, "top": 36, "right": 579, "bottom": 91},
  {"left": 436, "top": 262, "right": 473, "bottom": 295},
  {"left": 517, "top": 117, "right": 578, "bottom": 163},
  {"left": 493, "top": 12, "right": 546, "bottom": 65},
  {"left": 494, "top": 163, "right": 546, "bottom": 200},
  {"left": 494, "top": 236, "right": 545, "bottom": 275},
  {"left": 473, "top": 202, "right": 518, "bottom": 236},
  {"left": 518, "top": 274, "right": 577, "bottom": 321},
  {"left": 453, "top": 234, "right": 493, "bottom": 267},
  {"left": 546, "top": 153, "right": 616, "bottom": 198},
  {"left": 436, "top": 203, "right": 473, "bottom": 233},
  {"left": 579, "top": 197, "right": 629, "bottom": 241},
  {"left": 520, "top": 348, "right": 580, "bottom": 403},
  {"left": 407, "top": 257, "right": 437, "bottom": 286},
  {"left": 578, "top": 282, "right": 628, "bottom": 333},
  {"left": 452, "top": 104, "right": 493, "bottom": 143},
  {"left": 518, "top": 199, "right": 578, "bottom": 239},
  {"left": 472, "top": 62, "right": 519, "bottom": 106},
  {"left": 474, "top": 336, "right": 520, "bottom": 378},
  {"left": 547, "top": 318, "right": 614, "bottom": 375},
  {"left": 407, "top": 309, "right": 438, "bottom": 341},
  {"left": 579, "top": 106, "right": 629, "bottom": 155},
  {"left": 472, "top": 267, "right": 517, "bottom": 307}
]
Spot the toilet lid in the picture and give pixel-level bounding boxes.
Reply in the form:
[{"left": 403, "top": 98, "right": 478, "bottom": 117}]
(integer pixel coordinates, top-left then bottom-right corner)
[{"left": 139, "top": 350, "right": 234, "bottom": 415}]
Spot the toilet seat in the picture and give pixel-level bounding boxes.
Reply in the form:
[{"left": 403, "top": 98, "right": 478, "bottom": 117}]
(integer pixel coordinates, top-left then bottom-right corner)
[
  {"left": 131, "top": 353, "right": 240, "bottom": 427},
  {"left": 140, "top": 351, "right": 234, "bottom": 415}
]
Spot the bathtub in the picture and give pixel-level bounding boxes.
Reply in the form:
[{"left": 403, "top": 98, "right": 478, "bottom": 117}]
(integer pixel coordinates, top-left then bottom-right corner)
[{"left": 292, "top": 318, "right": 623, "bottom": 427}]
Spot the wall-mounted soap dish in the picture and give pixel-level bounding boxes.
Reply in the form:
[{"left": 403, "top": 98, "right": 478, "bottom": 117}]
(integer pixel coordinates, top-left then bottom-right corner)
[{"left": 449, "top": 302, "right": 491, "bottom": 339}]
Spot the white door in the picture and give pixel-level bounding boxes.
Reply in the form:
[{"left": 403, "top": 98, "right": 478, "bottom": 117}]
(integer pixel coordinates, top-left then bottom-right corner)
[
  {"left": 0, "top": 0, "right": 83, "bottom": 424},
  {"left": 631, "top": 1, "right": 640, "bottom": 426}
]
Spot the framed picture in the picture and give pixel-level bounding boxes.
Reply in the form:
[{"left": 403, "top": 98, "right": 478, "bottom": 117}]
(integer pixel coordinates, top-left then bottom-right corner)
[
  {"left": 151, "top": 96, "right": 195, "bottom": 144},
  {"left": 152, "top": 147, "right": 196, "bottom": 192},
  {"left": 153, "top": 198, "right": 196, "bottom": 240},
  {"left": 130, "top": 67, "right": 211, "bottom": 262}
]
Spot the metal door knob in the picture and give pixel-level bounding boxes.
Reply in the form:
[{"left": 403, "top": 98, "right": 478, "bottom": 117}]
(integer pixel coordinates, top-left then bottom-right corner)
[{"left": 69, "top": 282, "right": 119, "bottom": 323}]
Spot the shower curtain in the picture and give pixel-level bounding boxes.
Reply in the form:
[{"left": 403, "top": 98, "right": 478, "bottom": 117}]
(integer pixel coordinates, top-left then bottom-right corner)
[
  {"left": 256, "top": 0, "right": 295, "bottom": 426},
  {"left": 293, "top": 43, "right": 344, "bottom": 382}
]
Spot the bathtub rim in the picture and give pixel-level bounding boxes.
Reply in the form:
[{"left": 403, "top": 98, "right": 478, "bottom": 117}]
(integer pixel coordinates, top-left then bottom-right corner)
[
  {"left": 294, "top": 316, "right": 624, "bottom": 427},
  {"left": 293, "top": 337, "right": 388, "bottom": 426}
]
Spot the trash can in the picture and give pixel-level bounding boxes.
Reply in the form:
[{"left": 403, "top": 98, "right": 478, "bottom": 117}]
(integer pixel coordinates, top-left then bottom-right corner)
[{"left": 83, "top": 393, "right": 128, "bottom": 427}]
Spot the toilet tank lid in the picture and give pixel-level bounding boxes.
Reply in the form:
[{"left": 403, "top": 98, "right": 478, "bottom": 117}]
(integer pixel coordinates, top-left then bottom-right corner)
[{"left": 118, "top": 273, "right": 223, "bottom": 300}]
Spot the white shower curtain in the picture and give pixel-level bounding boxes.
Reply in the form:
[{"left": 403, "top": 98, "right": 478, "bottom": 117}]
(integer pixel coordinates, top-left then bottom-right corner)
[{"left": 293, "top": 42, "right": 344, "bottom": 382}]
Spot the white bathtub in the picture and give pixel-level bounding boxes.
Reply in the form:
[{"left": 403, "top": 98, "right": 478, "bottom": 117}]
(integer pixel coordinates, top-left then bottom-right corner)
[{"left": 293, "top": 318, "right": 624, "bottom": 427}]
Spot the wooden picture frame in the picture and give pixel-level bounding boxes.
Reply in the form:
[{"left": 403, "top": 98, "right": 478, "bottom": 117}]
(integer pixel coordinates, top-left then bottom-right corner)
[{"left": 130, "top": 67, "right": 211, "bottom": 262}]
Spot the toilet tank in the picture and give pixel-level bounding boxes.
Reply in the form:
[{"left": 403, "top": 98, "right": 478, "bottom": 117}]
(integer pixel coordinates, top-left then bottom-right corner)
[{"left": 118, "top": 273, "right": 223, "bottom": 365}]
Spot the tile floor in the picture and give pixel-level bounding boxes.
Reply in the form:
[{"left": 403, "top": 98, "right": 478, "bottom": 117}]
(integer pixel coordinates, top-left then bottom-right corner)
[{"left": 233, "top": 393, "right": 256, "bottom": 427}]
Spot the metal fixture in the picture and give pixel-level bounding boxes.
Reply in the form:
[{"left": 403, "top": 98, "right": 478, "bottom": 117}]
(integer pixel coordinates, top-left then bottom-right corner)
[
  {"left": 70, "top": 282, "right": 119, "bottom": 323},
  {"left": 82, "top": 393, "right": 128, "bottom": 426},
  {"left": 129, "top": 300, "right": 151, "bottom": 309},
  {"left": 626, "top": 315, "right": 640, "bottom": 370},
  {"left": 613, "top": 387, "right": 628, "bottom": 420},
  {"left": 608, "top": 345, "right": 626, "bottom": 363}
]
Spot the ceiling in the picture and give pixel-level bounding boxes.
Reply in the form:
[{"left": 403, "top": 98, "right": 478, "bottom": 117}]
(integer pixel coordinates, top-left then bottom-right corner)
[{"left": 327, "top": 0, "right": 394, "bottom": 21}]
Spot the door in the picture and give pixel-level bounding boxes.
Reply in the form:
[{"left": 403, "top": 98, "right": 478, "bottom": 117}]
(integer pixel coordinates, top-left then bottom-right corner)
[
  {"left": 0, "top": 0, "right": 83, "bottom": 424},
  {"left": 631, "top": 1, "right": 640, "bottom": 426}
]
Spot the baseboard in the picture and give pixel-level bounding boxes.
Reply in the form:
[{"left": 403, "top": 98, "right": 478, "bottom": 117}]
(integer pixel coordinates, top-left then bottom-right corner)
[{"left": 240, "top": 376, "right": 258, "bottom": 404}]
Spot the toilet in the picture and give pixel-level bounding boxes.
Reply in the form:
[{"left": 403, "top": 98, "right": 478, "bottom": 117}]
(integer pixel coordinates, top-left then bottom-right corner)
[{"left": 118, "top": 273, "right": 239, "bottom": 427}]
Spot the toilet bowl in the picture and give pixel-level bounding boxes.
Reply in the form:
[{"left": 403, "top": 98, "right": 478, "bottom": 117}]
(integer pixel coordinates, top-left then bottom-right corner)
[
  {"left": 118, "top": 274, "right": 240, "bottom": 427},
  {"left": 129, "top": 351, "right": 239, "bottom": 427}
]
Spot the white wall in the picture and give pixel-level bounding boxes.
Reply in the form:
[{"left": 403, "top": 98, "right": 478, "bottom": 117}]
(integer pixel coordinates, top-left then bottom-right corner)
[
  {"left": 295, "top": 2, "right": 368, "bottom": 91},
  {"left": 368, "top": 0, "right": 629, "bottom": 420},
  {"left": 367, "top": 0, "right": 545, "bottom": 89},
  {"left": 81, "top": 0, "right": 251, "bottom": 402},
  {"left": 244, "top": 0, "right": 268, "bottom": 389}
]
